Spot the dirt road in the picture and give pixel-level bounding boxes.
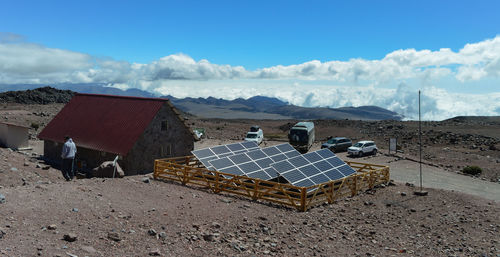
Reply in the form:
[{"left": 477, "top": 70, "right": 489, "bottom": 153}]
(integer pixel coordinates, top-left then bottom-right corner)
[{"left": 369, "top": 156, "right": 500, "bottom": 202}]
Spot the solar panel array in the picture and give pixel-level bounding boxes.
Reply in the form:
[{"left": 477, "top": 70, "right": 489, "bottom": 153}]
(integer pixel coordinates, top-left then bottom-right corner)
[
  {"left": 270, "top": 148, "right": 356, "bottom": 187},
  {"left": 208, "top": 143, "right": 301, "bottom": 180},
  {"left": 191, "top": 141, "right": 259, "bottom": 170},
  {"left": 192, "top": 142, "right": 357, "bottom": 187}
]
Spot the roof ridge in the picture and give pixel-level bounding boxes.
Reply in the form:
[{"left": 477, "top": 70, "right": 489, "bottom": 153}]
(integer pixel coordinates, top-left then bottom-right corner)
[{"left": 75, "top": 93, "right": 169, "bottom": 102}]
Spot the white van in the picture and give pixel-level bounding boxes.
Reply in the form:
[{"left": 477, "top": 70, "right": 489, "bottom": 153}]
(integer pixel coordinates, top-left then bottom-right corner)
[{"left": 244, "top": 125, "right": 264, "bottom": 145}]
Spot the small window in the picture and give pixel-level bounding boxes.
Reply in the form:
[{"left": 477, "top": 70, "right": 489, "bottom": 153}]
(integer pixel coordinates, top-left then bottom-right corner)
[
  {"left": 161, "top": 120, "right": 168, "bottom": 131},
  {"left": 160, "top": 144, "right": 172, "bottom": 157}
]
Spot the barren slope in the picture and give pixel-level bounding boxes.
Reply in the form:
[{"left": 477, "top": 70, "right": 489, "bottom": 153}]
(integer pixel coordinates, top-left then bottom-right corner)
[{"left": 0, "top": 145, "right": 498, "bottom": 256}]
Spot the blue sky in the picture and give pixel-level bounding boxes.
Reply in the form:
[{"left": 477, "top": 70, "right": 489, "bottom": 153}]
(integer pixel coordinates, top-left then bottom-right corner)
[{"left": 1, "top": 0, "right": 500, "bottom": 120}]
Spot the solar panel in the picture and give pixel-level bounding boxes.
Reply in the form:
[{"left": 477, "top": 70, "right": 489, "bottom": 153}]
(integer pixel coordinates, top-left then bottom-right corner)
[
  {"left": 271, "top": 148, "right": 356, "bottom": 187},
  {"left": 208, "top": 143, "right": 301, "bottom": 180},
  {"left": 191, "top": 141, "right": 259, "bottom": 170}
]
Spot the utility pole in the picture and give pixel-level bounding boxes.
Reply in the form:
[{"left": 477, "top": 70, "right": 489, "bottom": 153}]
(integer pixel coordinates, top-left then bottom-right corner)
[{"left": 415, "top": 90, "right": 428, "bottom": 196}]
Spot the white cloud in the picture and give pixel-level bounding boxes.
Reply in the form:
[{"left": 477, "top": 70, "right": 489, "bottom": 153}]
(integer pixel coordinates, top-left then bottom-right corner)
[
  {"left": 0, "top": 35, "right": 499, "bottom": 120},
  {"left": 2, "top": 36, "right": 500, "bottom": 84},
  {"left": 145, "top": 80, "right": 500, "bottom": 120},
  {"left": 0, "top": 43, "right": 92, "bottom": 83}
]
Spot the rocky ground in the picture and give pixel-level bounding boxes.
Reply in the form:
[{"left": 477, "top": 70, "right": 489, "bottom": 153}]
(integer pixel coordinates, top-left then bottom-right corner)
[
  {"left": 0, "top": 145, "right": 499, "bottom": 257},
  {"left": 0, "top": 103, "right": 499, "bottom": 256}
]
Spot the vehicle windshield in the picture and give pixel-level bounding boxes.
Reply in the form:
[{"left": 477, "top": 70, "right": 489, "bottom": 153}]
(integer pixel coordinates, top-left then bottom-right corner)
[
  {"left": 327, "top": 139, "right": 338, "bottom": 144},
  {"left": 290, "top": 129, "right": 308, "bottom": 142},
  {"left": 353, "top": 142, "right": 364, "bottom": 147},
  {"left": 246, "top": 133, "right": 257, "bottom": 139}
]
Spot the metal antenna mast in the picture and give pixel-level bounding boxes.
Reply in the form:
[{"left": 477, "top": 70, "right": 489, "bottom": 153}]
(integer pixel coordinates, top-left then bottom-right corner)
[
  {"left": 419, "top": 90, "right": 422, "bottom": 191},
  {"left": 415, "top": 90, "right": 428, "bottom": 196}
]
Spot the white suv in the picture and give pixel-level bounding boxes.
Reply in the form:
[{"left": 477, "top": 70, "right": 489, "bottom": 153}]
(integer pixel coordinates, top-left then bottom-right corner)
[
  {"left": 244, "top": 126, "right": 264, "bottom": 145},
  {"left": 348, "top": 141, "right": 378, "bottom": 157}
]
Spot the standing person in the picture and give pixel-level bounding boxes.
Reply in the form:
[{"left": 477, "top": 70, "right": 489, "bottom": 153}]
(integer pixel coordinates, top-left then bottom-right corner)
[{"left": 61, "top": 136, "right": 77, "bottom": 181}]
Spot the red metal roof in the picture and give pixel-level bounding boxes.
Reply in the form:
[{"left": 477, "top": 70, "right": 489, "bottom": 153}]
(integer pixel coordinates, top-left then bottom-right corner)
[{"left": 38, "top": 93, "right": 167, "bottom": 155}]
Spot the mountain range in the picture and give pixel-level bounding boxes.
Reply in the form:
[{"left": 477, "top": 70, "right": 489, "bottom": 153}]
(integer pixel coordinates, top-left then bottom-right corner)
[{"left": 0, "top": 84, "right": 403, "bottom": 120}]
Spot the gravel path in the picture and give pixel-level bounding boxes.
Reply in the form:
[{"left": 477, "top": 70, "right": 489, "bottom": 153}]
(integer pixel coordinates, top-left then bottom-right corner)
[
  {"left": 381, "top": 158, "right": 500, "bottom": 202},
  {"left": 331, "top": 151, "right": 500, "bottom": 202}
]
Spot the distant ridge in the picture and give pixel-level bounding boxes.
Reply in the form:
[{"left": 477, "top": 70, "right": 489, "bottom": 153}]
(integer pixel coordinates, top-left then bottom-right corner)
[
  {"left": 444, "top": 116, "right": 500, "bottom": 124},
  {"left": 167, "top": 95, "right": 403, "bottom": 120},
  {"left": 0, "top": 84, "right": 403, "bottom": 120},
  {"left": 0, "top": 83, "right": 157, "bottom": 98},
  {"left": 0, "top": 86, "right": 74, "bottom": 104}
]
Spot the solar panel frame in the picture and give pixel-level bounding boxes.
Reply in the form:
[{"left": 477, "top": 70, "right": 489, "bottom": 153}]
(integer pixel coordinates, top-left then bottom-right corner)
[
  {"left": 191, "top": 141, "right": 259, "bottom": 170},
  {"left": 302, "top": 152, "right": 322, "bottom": 163},
  {"left": 285, "top": 151, "right": 301, "bottom": 158},
  {"left": 270, "top": 154, "right": 288, "bottom": 162},
  {"left": 262, "top": 147, "right": 281, "bottom": 156},
  {"left": 299, "top": 165, "right": 321, "bottom": 177},
  {"left": 255, "top": 158, "right": 274, "bottom": 169},
  {"left": 220, "top": 166, "right": 244, "bottom": 175},
  {"left": 248, "top": 170, "right": 272, "bottom": 180},
  {"left": 271, "top": 148, "right": 357, "bottom": 188},
  {"left": 247, "top": 150, "right": 267, "bottom": 160},
  {"left": 325, "top": 168, "right": 344, "bottom": 180},
  {"left": 207, "top": 143, "right": 301, "bottom": 180},
  {"left": 194, "top": 143, "right": 358, "bottom": 188},
  {"left": 295, "top": 179, "right": 315, "bottom": 188},
  {"left": 226, "top": 143, "right": 245, "bottom": 151},
  {"left": 337, "top": 164, "right": 356, "bottom": 177},
  {"left": 275, "top": 143, "right": 296, "bottom": 152},
  {"left": 229, "top": 154, "right": 251, "bottom": 164},
  {"left": 310, "top": 174, "right": 330, "bottom": 184},
  {"left": 241, "top": 141, "right": 259, "bottom": 149}
]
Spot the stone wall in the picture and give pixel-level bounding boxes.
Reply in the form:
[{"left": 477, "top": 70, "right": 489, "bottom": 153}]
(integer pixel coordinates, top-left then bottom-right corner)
[
  {"left": 121, "top": 102, "right": 194, "bottom": 175},
  {"left": 43, "top": 140, "right": 62, "bottom": 167},
  {"left": 43, "top": 140, "right": 116, "bottom": 171}
]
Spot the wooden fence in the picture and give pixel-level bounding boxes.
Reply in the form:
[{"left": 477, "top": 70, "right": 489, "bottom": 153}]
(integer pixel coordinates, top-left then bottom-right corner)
[{"left": 153, "top": 156, "right": 390, "bottom": 211}]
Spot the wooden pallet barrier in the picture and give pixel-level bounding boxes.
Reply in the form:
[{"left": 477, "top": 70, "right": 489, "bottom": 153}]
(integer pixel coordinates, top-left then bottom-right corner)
[{"left": 154, "top": 157, "right": 390, "bottom": 211}]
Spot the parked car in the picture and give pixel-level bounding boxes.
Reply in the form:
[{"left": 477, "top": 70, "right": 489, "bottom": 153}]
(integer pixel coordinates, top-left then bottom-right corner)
[
  {"left": 321, "top": 137, "right": 352, "bottom": 152},
  {"left": 244, "top": 125, "right": 264, "bottom": 145},
  {"left": 347, "top": 140, "right": 378, "bottom": 157}
]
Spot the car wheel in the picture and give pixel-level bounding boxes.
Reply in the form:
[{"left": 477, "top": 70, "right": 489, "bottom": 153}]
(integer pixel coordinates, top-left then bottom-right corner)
[
  {"left": 372, "top": 149, "right": 377, "bottom": 156},
  {"left": 358, "top": 151, "right": 363, "bottom": 157},
  {"left": 330, "top": 147, "right": 336, "bottom": 153}
]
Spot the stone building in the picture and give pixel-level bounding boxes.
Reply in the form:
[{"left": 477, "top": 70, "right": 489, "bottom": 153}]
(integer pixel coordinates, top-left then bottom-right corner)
[{"left": 38, "top": 93, "right": 195, "bottom": 175}]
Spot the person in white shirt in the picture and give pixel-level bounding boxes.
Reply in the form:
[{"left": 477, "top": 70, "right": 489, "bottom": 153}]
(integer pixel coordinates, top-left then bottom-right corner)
[{"left": 61, "top": 136, "right": 77, "bottom": 181}]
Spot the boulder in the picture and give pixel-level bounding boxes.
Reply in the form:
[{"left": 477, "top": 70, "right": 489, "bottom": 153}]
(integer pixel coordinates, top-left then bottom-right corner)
[
  {"left": 63, "top": 233, "right": 77, "bottom": 242},
  {"left": 107, "top": 232, "right": 121, "bottom": 242},
  {"left": 92, "top": 161, "right": 125, "bottom": 178},
  {"left": 149, "top": 249, "right": 161, "bottom": 256}
]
